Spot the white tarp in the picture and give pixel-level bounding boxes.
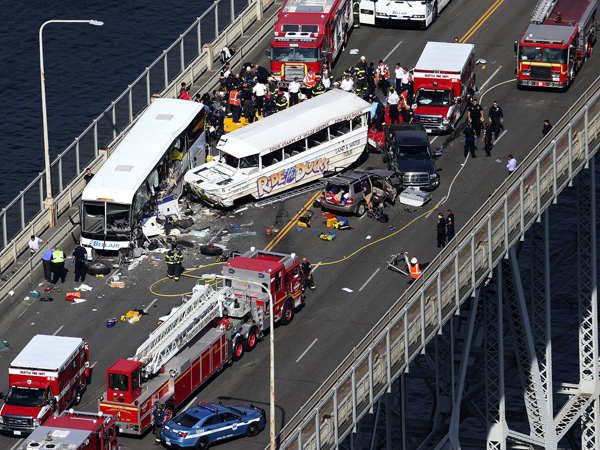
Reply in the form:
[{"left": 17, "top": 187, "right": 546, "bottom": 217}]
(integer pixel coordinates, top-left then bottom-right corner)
[{"left": 216, "top": 89, "right": 371, "bottom": 159}]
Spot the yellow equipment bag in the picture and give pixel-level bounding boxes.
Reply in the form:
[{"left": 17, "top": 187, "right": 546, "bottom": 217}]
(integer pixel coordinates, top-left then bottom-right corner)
[{"left": 326, "top": 217, "right": 338, "bottom": 228}]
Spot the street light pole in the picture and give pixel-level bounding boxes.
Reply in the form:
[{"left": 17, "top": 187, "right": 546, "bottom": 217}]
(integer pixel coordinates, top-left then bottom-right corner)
[
  {"left": 203, "top": 273, "right": 276, "bottom": 450},
  {"left": 39, "top": 19, "right": 103, "bottom": 227}
]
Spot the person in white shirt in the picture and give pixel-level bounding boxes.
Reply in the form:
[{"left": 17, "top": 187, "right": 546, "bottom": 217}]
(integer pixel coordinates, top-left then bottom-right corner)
[
  {"left": 394, "top": 63, "right": 403, "bottom": 86},
  {"left": 28, "top": 235, "right": 46, "bottom": 254},
  {"left": 400, "top": 68, "right": 410, "bottom": 91},
  {"left": 386, "top": 88, "right": 400, "bottom": 124},
  {"left": 288, "top": 77, "right": 301, "bottom": 106},
  {"left": 341, "top": 75, "right": 354, "bottom": 92},
  {"left": 322, "top": 73, "right": 331, "bottom": 90},
  {"left": 506, "top": 155, "right": 517, "bottom": 175},
  {"left": 252, "top": 82, "right": 267, "bottom": 116}
]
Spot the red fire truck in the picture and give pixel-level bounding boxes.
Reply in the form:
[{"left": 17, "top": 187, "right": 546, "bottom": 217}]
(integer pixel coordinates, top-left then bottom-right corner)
[
  {"left": 16, "top": 410, "right": 119, "bottom": 450},
  {"left": 99, "top": 249, "right": 303, "bottom": 435},
  {"left": 516, "top": 0, "right": 597, "bottom": 88},
  {"left": 0, "top": 335, "right": 89, "bottom": 436},
  {"left": 269, "top": 0, "right": 353, "bottom": 86}
]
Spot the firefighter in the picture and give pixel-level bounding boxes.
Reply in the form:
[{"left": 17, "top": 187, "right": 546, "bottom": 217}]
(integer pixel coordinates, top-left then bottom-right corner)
[
  {"left": 355, "top": 56, "right": 367, "bottom": 97},
  {"left": 51, "top": 247, "right": 67, "bottom": 285},
  {"left": 229, "top": 87, "right": 241, "bottom": 124},
  {"left": 353, "top": 0, "right": 360, "bottom": 27},
  {"left": 152, "top": 404, "right": 166, "bottom": 444},
  {"left": 275, "top": 91, "right": 288, "bottom": 111},
  {"left": 312, "top": 76, "right": 326, "bottom": 96},
  {"left": 166, "top": 243, "right": 183, "bottom": 282},
  {"left": 264, "top": 92, "right": 276, "bottom": 116}
]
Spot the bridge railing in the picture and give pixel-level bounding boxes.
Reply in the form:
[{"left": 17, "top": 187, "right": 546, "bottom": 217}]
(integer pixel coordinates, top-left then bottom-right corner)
[
  {"left": 273, "top": 77, "right": 600, "bottom": 450},
  {"left": 0, "top": 0, "right": 276, "bottom": 272}
]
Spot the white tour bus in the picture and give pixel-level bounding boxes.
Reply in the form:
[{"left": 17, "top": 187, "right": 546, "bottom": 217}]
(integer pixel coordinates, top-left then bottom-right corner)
[
  {"left": 80, "top": 98, "right": 206, "bottom": 251},
  {"left": 359, "top": 0, "right": 452, "bottom": 29},
  {"left": 184, "top": 89, "right": 371, "bottom": 207}
]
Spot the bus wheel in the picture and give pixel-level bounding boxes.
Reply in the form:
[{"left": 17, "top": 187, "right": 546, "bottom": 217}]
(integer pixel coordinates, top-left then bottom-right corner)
[
  {"left": 281, "top": 301, "right": 294, "bottom": 325},
  {"left": 232, "top": 338, "right": 245, "bottom": 361},
  {"left": 243, "top": 327, "right": 258, "bottom": 352},
  {"left": 87, "top": 262, "right": 111, "bottom": 276}
]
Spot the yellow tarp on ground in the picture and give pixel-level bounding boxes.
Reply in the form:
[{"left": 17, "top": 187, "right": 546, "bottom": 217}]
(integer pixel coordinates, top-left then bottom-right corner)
[{"left": 223, "top": 114, "right": 265, "bottom": 132}]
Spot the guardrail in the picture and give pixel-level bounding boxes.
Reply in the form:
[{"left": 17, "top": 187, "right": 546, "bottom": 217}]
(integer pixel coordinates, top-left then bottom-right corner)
[
  {"left": 0, "top": 0, "right": 277, "bottom": 273},
  {"left": 271, "top": 76, "right": 600, "bottom": 450}
]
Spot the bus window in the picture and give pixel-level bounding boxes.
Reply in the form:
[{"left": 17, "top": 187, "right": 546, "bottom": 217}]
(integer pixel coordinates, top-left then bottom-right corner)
[
  {"left": 220, "top": 153, "right": 239, "bottom": 168},
  {"left": 82, "top": 202, "right": 105, "bottom": 233},
  {"left": 240, "top": 155, "right": 259, "bottom": 168},
  {"left": 106, "top": 204, "right": 130, "bottom": 233},
  {"left": 187, "top": 109, "right": 206, "bottom": 142}
]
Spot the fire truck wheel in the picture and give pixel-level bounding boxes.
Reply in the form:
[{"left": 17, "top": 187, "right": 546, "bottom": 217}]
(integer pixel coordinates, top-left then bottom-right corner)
[
  {"left": 232, "top": 338, "right": 245, "bottom": 361},
  {"left": 196, "top": 437, "right": 211, "bottom": 450},
  {"left": 164, "top": 403, "right": 175, "bottom": 421},
  {"left": 280, "top": 301, "right": 294, "bottom": 325},
  {"left": 243, "top": 327, "right": 258, "bottom": 352},
  {"left": 73, "top": 387, "right": 82, "bottom": 406},
  {"left": 246, "top": 421, "right": 260, "bottom": 437},
  {"left": 87, "top": 262, "right": 111, "bottom": 276},
  {"left": 200, "top": 245, "right": 223, "bottom": 256}
]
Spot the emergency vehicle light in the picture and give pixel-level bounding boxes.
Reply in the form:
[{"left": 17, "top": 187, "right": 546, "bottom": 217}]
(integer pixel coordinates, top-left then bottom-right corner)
[{"left": 96, "top": 198, "right": 115, "bottom": 202}]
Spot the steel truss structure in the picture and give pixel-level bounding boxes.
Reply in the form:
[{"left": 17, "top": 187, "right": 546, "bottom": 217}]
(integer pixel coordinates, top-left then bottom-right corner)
[{"left": 272, "top": 74, "right": 600, "bottom": 450}]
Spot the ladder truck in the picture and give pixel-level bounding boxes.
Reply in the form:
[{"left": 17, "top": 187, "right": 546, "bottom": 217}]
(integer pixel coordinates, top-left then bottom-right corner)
[
  {"left": 516, "top": 0, "right": 597, "bottom": 88},
  {"left": 99, "top": 249, "right": 303, "bottom": 435}
]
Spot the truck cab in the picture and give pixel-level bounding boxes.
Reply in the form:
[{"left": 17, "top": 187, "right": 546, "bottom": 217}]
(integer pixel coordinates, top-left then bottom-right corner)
[{"left": 383, "top": 124, "right": 440, "bottom": 191}]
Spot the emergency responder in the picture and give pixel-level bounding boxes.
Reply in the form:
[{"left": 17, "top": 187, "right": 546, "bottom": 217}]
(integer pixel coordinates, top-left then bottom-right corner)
[
  {"left": 367, "top": 62, "right": 376, "bottom": 96},
  {"left": 467, "top": 99, "right": 484, "bottom": 138},
  {"left": 51, "top": 247, "right": 67, "bottom": 285},
  {"left": 483, "top": 122, "right": 493, "bottom": 156},
  {"left": 72, "top": 242, "right": 87, "bottom": 283},
  {"left": 300, "top": 257, "right": 316, "bottom": 292},
  {"left": 404, "top": 253, "right": 429, "bottom": 280},
  {"left": 488, "top": 100, "right": 504, "bottom": 139},
  {"left": 400, "top": 104, "right": 414, "bottom": 123},
  {"left": 376, "top": 60, "right": 390, "bottom": 96},
  {"left": 353, "top": 0, "right": 360, "bottom": 27},
  {"left": 152, "top": 404, "right": 166, "bottom": 445},
  {"left": 229, "top": 87, "right": 241, "bottom": 124},
  {"left": 264, "top": 93, "right": 276, "bottom": 116},
  {"left": 304, "top": 68, "right": 316, "bottom": 99},
  {"left": 288, "top": 77, "right": 301, "bottom": 106},
  {"left": 267, "top": 77, "right": 278, "bottom": 95},
  {"left": 436, "top": 212, "right": 446, "bottom": 248},
  {"left": 387, "top": 88, "right": 400, "bottom": 124},
  {"left": 463, "top": 121, "right": 476, "bottom": 158},
  {"left": 446, "top": 209, "right": 455, "bottom": 242},
  {"left": 166, "top": 243, "right": 184, "bottom": 282},
  {"left": 208, "top": 109, "right": 224, "bottom": 143},
  {"left": 355, "top": 56, "right": 367, "bottom": 97},
  {"left": 275, "top": 91, "right": 288, "bottom": 111},
  {"left": 312, "top": 76, "right": 326, "bottom": 96}
]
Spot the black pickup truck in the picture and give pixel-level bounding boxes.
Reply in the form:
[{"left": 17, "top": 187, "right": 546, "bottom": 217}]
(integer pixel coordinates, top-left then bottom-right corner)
[{"left": 382, "top": 123, "right": 440, "bottom": 191}]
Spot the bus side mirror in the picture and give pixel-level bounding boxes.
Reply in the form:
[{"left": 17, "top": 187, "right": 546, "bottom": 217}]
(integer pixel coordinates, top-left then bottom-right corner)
[{"left": 514, "top": 41, "right": 518, "bottom": 54}]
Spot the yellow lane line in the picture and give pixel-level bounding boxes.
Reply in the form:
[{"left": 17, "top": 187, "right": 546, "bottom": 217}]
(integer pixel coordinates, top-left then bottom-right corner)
[
  {"left": 264, "top": 191, "right": 322, "bottom": 252},
  {"left": 460, "top": 0, "right": 505, "bottom": 43}
]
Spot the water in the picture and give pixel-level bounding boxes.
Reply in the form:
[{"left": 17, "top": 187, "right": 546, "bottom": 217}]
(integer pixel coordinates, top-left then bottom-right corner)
[{"left": 0, "top": 0, "right": 211, "bottom": 209}]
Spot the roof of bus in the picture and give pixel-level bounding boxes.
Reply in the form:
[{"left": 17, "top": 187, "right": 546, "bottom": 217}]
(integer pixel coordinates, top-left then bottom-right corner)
[
  {"left": 11, "top": 335, "right": 83, "bottom": 371},
  {"left": 82, "top": 99, "right": 204, "bottom": 205},
  {"left": 281, "top": 0, "right": 339, "bottom": 14},
  {"left": 414, "top": 42, "right": 474, "bottom": 73},
  {"left": 216, "top": 89, "right": 370, "bottom": 159}
]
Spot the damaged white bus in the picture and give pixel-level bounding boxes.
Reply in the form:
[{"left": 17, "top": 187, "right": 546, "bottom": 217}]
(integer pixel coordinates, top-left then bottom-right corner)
[
  {"left": 184, "top": 89, "right": 371, "bottom": 207},
  {"left": 80, "top": 99, "right": 206, "bottom": 251}
]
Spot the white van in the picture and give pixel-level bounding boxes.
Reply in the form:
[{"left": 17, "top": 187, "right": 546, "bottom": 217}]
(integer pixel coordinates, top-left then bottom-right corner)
[{"left": 185, "top": 89, "right": 371, "bottom": 207}]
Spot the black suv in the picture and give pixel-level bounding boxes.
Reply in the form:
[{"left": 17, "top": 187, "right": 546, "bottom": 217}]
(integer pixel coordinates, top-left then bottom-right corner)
[
  {"left": 382, "top": 123, "right": 440, "bottom": 191},
  {"left": 319, "top": 169, "right": 402, "bottom": 216}
]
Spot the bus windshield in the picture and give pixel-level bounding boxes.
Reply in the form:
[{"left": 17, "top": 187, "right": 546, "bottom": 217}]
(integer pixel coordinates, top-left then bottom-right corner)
[
  {"left": 5, "top": 386, "right": 46, "bottom": 407},
  {"left": 414, "top": 89, "right": 451, "bottom": 107},
  {"left": 271, "top": 47, "right": 319, "bottom": 62},
  {"left": 82, "top": 202, "right": 131, "bottom": 235}
]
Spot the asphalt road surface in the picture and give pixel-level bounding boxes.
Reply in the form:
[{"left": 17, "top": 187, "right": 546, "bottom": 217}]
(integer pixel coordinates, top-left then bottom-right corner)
[{"left": 2, "top": 0, "right": 599, "bottom": 449}]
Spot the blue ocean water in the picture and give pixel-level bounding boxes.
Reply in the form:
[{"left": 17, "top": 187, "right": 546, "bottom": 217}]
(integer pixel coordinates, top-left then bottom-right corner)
[{"left": 0, "top": 0, "right": 210, "bottom": 209}]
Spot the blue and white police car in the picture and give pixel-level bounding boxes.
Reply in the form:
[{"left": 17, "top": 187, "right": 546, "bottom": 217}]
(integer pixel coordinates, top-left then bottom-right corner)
[{"left": 160, "top": 402, "right": 266, "bottom": 449}]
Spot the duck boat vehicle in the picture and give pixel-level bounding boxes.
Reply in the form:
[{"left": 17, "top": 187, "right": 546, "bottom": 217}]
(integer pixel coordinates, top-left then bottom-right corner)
[{"left": 185, "top": 90, "right": 371, "bottom": 207}]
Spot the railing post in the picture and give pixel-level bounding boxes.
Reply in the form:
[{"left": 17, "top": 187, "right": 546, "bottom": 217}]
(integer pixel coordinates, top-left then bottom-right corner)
[
  {"left": 94, "top": 121, "right": 99, "bottom": 157},
  {"left": 180, "top": 36, "right": 185, "bottom": 73},
  {"left": 215, "top": 1, "right": 219, "bottom": 38},
  {"left": 58, "top": 157, "right": 63, "bottom": 192},
  {"left": 2, "top": 210, "right": 7, "bottom": 248},
  {"left": 163, "top": 51, "right": 169, "bottom": 88},
  {"left": 20, "top": 193, "right": 25, "bottom": 229},
  {"left": 75, "top": 140, "right": 80, "bottom": 174},
  {"left": 256, "top": 0, "right": 263, "bottom": 20},
  {"left": 128, "top": 87, "right": 133, "bottom": 123},
  {"left": 39, "top": 176, "right": 44, "bottom": 211},
  {"left": 146, "top": 70, "right": 151, "bottom": 105},
  {"left": 197, "top": 19, "right": 202, "bottom": 55},
  {"left": 231, "top": 0, "right": 235, "bottom": 26},
  {"left": 112, "top": 103, "right": 117, "bottom": 140}
]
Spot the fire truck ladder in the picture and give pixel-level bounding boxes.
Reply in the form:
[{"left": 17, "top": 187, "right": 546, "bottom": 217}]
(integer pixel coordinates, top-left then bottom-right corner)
[
  {"left": 132, "top": 284, "right": 227, "bottom": 376},
  {"left": 531, "top": 0, "right": 558, "bottom": 24}
]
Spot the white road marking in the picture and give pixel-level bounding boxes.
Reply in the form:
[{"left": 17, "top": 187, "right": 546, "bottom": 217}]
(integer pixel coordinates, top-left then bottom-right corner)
[
  {"left": 311, "top": 262, "right": 322, "bottom": 274},
  {"left": 431, "top": 136, "right": 438, "bottom": 143},
  {"left": 53, "top": 325, "right": 64, "bottom": 336},
  {"left": 478, "top": 66, "right": 503, "bottom": 93},
  {"left": 359, "top": 268, "right": 380, "bottom": 292},
  {"left": 342, "top": 287, "right": 354, "bottom": 293},
  {"left": 183, "top": 395, "right": 199, "bottom": 411},
  {"left": 144, "top": 298, "right": 159, "bottom": 312},
  {"left": 425, "top": 196, "right": 447, "bottom": 219},
  {"left": 383, "top": 41, "right": 403, "bottom": 63},
  {"left": 495, "top": 129, "right": 508, "bottom": 144},
  {"left": 296, "top": 339, "right": 318, "bottom": 363},
  {"left": 90, "top": 361, "right": 98, "bottom": 369},
  {"left": 9, "top": 439, "right": 24, "bottom": 450}
]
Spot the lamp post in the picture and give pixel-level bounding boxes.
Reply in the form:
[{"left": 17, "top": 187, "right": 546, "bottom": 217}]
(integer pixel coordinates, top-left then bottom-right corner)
[
  {"left": 39, "top": 19, "right": 103, "bottom": 227},
  {"left": 202, "top": 272, "right": 276, "bottom": 450}
]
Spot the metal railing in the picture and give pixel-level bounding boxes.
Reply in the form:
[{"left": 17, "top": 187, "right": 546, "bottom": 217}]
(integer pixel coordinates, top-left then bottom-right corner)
[
  {"left": 0, "top": 0, "right": 277, "bottom": 272},
  {"left": 271, "top": 76, "right": 600, "bottom": 450}
]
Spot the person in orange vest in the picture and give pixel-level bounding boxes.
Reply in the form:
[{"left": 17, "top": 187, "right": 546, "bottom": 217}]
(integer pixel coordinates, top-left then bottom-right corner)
[
  {"left": 304, "top": 68, "right": 316, "bottom": 99},
  {"left": 229, "top": 88, "right": 241, "bottom": 124},
  {"left": 404, "top": 253, "right": 429, "bottom": 281}
]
